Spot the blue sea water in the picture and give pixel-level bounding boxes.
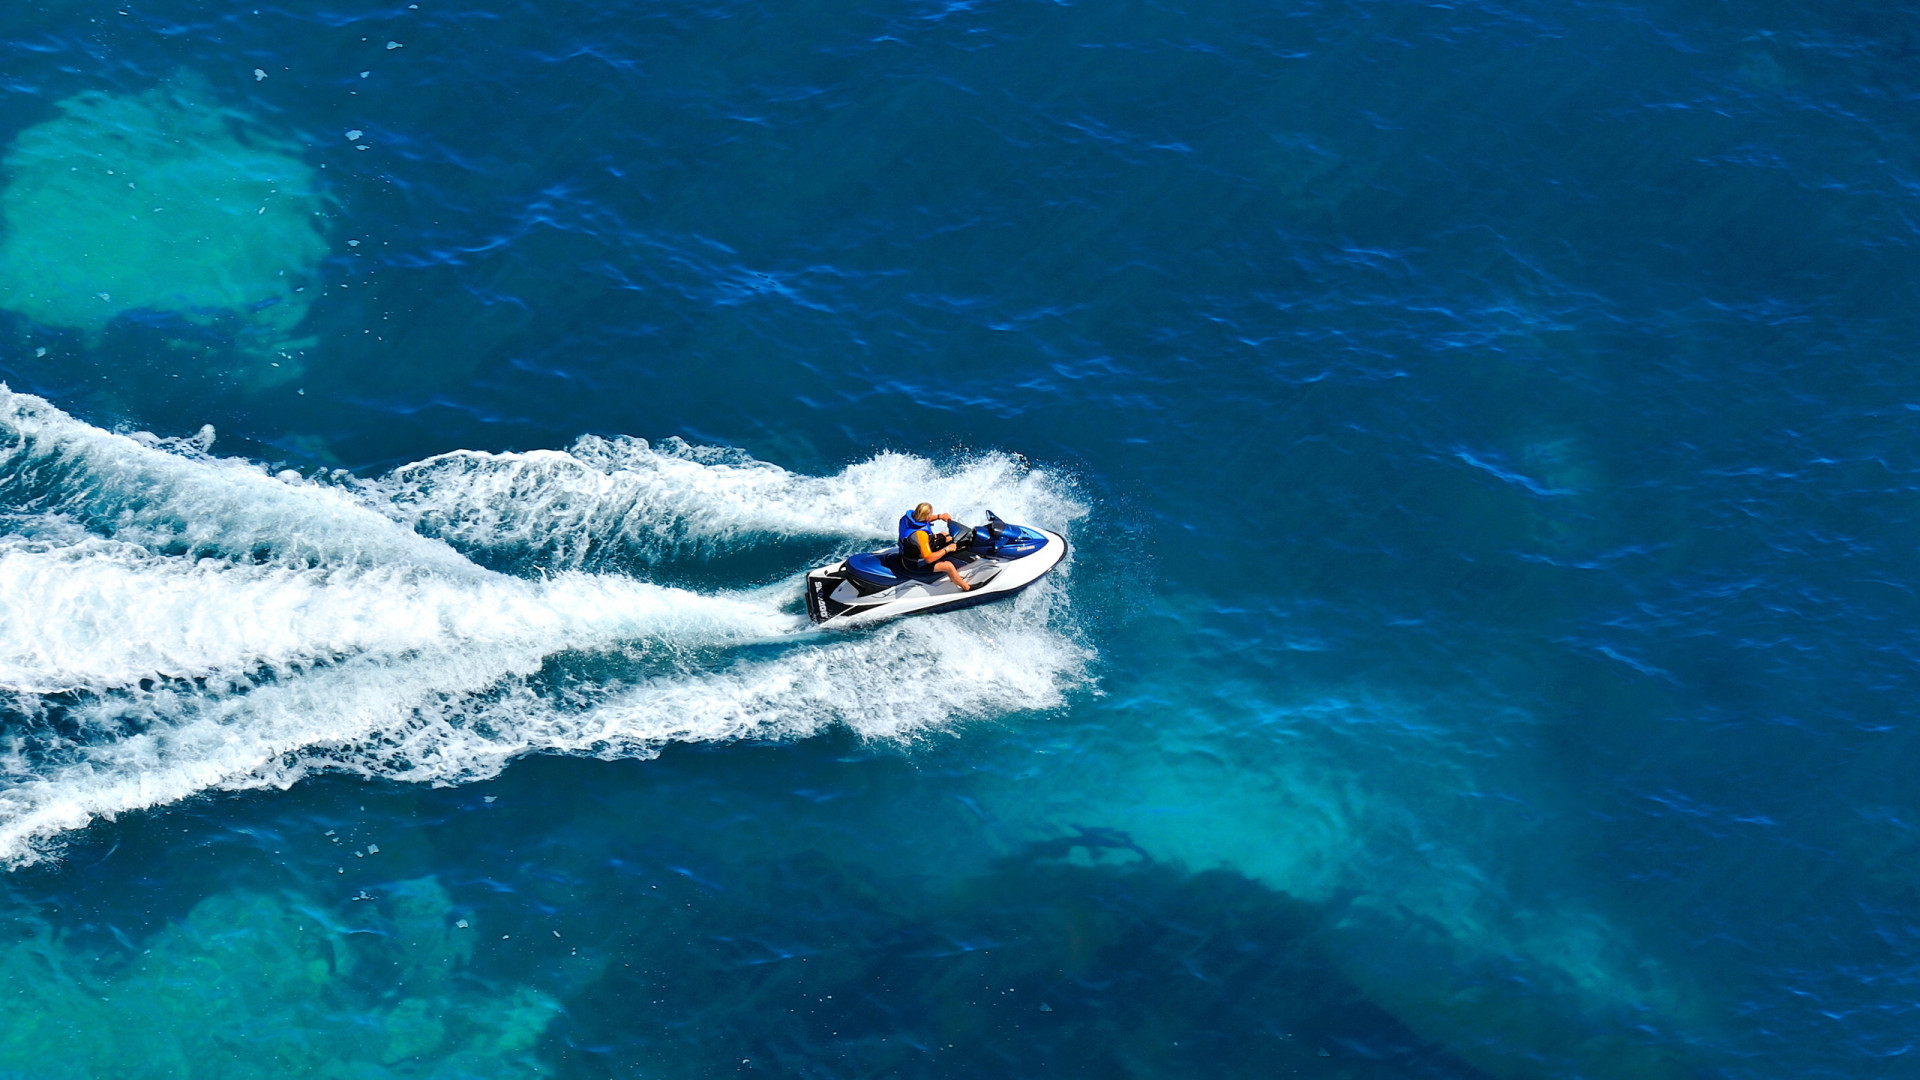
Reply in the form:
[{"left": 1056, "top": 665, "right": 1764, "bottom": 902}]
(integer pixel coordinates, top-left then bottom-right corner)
[{"left": 1, "top": 0, "right": 1918, "bottom": 1076}]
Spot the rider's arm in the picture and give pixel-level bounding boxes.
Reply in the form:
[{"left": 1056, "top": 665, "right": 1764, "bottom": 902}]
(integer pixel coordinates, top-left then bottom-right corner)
[{"left": 913, "top": 531, "right": 952, "bottom": 561}]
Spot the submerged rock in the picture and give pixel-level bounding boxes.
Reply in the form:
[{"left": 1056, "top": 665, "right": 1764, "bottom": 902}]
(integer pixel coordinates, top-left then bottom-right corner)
[
  {"left": 560, "top": 847, "right": 1487, "bottom": 1080},
  {"left": 0, "top": 880, "right": 558, "bottom": 1079},
  {"left": 0, "top": 77, "right": 328, "bottom": 370}
]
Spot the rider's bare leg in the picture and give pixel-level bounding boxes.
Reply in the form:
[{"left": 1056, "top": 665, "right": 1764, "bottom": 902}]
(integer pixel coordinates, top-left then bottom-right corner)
[{"left": 934, "top": 559, "right": 970, "bottom": 590}]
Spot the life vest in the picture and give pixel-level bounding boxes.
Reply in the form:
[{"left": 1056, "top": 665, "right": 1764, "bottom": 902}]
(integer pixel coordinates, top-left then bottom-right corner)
[{"left": 898, "top": 512, "right": 942, "bottom": 564}]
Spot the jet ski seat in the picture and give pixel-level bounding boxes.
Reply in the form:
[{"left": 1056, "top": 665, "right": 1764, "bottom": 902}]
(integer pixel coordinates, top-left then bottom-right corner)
[
  {"left": 846, "top": 553, "right": 899, "bottom": 588},
  {"left": 847, "top": 551, "right": 945, "bottom": 588}
]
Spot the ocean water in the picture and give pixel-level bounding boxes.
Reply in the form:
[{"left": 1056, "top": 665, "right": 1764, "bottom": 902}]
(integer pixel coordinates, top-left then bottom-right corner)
[{"left": 0, "top": 0, "right": 1916, "bottom": 1076}]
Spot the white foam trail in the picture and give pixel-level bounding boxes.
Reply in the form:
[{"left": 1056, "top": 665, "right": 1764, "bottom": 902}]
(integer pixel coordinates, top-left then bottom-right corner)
[
  {"left": 0, "top": 593, "right": 1090, "bottom": 865},
  {"left": 368, "top": 589, "right": 1090, "bottom": 783},
  {"left": 0, "top": 386, "right": 475, "bottom": 574},
  {"left": 360, "top": 435, "right": 1084, "bottom": 565},
  {"left": 0, "top": 388, "right": 1091, "bottom": 866},
  {"left": 0, "top": 532, "right": 794, "bottom": 694}
]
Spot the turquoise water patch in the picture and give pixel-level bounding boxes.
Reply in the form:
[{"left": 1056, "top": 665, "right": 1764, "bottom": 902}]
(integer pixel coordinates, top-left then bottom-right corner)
[
  {"left": 0, "top": 877, "right": 558, "bottom": 1079},
  {"left": 967, "top": 668, "right": 1706, "bottom": 1080},
  {"left": 0, "top": 78, "right": 326, "bottom": 373}
]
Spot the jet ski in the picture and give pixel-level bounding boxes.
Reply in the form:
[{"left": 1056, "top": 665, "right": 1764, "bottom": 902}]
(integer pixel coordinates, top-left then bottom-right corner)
[{"left": 805, "top": 511, "right": 1066, "bottom": 627}]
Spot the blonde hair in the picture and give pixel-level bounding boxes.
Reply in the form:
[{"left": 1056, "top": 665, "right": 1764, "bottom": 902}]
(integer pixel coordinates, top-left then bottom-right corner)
[{"left": 913, "top": 502, "right": 934, "bottom": 521}]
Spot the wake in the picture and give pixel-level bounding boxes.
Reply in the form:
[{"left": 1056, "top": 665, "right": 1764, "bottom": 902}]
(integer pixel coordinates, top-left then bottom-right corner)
[{"left": 0, "top": 388, "right": 1089, "bottom": 866}]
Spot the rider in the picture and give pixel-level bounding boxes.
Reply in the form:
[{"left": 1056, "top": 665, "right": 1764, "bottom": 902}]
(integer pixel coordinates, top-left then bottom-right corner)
[{"left": 898, "top": 502, "right": 970, "bottom": 591}]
